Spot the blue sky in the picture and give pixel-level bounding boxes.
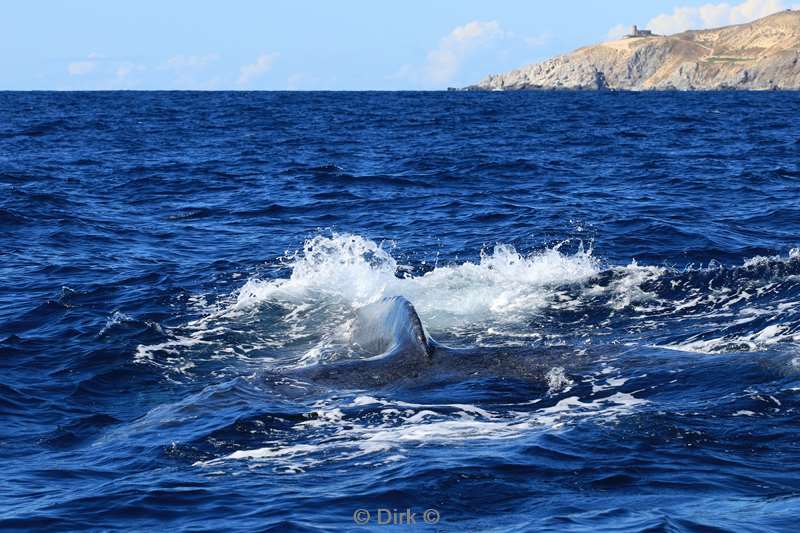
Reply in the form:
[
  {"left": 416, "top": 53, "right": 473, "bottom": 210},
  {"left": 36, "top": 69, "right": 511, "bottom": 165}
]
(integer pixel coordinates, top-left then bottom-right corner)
[{"left": 1, "top": 0, "right": 794, "bottom": 90}]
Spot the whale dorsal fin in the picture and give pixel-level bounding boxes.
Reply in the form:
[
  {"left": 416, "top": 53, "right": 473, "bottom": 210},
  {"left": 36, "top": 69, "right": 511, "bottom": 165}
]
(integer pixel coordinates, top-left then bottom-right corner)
[
  {"left": 293, "top": 296, "right": 432, "bottom": 388},
  {"left": 350, "top": 296, "right": 431, "bottom": 360}
]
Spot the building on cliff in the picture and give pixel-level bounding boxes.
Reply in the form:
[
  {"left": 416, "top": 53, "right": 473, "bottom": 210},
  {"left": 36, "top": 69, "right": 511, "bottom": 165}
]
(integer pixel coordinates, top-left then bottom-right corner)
[{"left": 627, "top": 25, "right": 653, "bottom": 38}]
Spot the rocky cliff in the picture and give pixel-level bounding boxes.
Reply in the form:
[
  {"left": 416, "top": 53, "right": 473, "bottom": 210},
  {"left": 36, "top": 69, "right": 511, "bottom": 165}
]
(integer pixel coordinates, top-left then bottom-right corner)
[{"left": 471, "top": 10, "right": 800, "bottom": 90}]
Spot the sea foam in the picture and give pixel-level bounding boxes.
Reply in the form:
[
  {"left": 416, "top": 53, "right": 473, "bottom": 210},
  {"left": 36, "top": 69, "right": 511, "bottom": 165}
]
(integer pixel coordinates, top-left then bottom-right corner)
[{"left": 234, "top": 233, "right": 600, "bottom": 332}]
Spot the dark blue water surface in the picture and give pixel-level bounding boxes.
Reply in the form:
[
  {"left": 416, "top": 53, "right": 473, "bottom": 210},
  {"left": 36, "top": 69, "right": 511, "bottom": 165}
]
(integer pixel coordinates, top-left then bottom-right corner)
[{"left": 3, "top": 91, "right": 800, "bottom": 532}]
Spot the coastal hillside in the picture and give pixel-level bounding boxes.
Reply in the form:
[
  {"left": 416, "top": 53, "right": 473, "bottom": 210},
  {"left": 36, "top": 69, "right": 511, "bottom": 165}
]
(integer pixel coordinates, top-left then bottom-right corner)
[{"left": 471, "top": 10, "right": 800, "bottom": 90}]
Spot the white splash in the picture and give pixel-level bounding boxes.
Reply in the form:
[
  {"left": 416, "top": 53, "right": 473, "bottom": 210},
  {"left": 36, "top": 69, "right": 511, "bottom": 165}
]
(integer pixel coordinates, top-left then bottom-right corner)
[
  {"left": 197, "top": 386, "right": 648, "bottom": 472},
  {"left": 234, "top": 233, "right": 601, "bottom": 332},
  {"left": 661, "top": 323, "right": 800, "bottom": 354},
  {"left": 546, "top": 366, "right": 573, "bottom": 393}
]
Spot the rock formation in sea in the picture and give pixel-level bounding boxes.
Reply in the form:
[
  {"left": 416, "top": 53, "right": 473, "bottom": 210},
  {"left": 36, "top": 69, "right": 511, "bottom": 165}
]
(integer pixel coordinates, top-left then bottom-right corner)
[{"left": 469, "top": 10, "right": 800, "bottom": 91}]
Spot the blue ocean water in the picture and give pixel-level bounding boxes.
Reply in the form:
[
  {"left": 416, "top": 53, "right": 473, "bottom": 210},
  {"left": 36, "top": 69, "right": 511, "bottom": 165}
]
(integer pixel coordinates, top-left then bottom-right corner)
[{"left": 2, "top": 91, "right": 800, "bottom": 532}]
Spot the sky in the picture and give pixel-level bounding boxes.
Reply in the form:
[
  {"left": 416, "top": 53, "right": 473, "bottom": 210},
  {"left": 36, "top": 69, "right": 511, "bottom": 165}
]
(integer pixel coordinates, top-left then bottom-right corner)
[{"left": 1, "top": 0, "right": 797, "bottom": 90}]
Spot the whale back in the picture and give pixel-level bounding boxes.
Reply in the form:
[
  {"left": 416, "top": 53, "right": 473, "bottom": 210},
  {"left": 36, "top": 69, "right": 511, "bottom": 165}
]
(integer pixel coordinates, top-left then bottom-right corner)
[
  {"left": 350, "top": 296, "right": 431, "bottom": 359},
  {"left": 290, "top": 295, "right": 577, "bottom": 389},
  {"left": 292, "top": 296, "right": 432, "bottom": 388}
]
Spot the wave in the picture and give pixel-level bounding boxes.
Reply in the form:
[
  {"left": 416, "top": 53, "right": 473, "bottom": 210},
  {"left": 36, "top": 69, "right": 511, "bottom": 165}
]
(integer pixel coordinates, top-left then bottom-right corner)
[
  {"left": 194, "top": 368, "right": 647, "bottom": 472},
  {"left": 660, "top": 323, "right": 800, "bottom": 354},
  {"left": 232, "top": 233, "right": 800, "bottom": 343},
  {"left": 234, "top": 233, "right": 601, "bottom": 331},
  {"left": 133, "top": 234, "right": 800, "bottom": 382}
]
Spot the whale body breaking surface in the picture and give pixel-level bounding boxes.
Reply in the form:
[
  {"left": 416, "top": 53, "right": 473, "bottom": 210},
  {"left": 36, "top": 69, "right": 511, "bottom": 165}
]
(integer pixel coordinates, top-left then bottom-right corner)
[{"left": 292, "top": 296, "right": 573, "bottom": 389}]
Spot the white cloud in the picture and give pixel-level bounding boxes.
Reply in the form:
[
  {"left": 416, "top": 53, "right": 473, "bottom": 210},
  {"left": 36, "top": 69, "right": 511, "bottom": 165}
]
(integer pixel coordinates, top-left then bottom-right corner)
[
  {"left": 449, "top": 20, "right": 504, "bottom": 43},
  {"left": 646, "top": 0, "right": 787, "bottom": 35},
  {"left": 391, "top": 21, "right": 549, "bottom": 88},
  {"left": 238, "top": 53, "right": 279, "bottom": 86},
  {"left": 161, "top": 54, "right": 221, "bottom": 89},
  {"left": 67, "top": 53, "right": 101, "bottom": 76},
  {"left": 386, "top": 64, "right": 416, "bottom": 82},
  {"left": 424, "top": 20, "right": 505, "bottom": 85},
  {"left": 68, "top": 61, "right": 95, "bottom": 76},
  {"left": 115, "top": 62, "right": 145, "bottom": 81},
  {"left": 165, "top": 53, "right": 220, "bottom": 71},
  {"left": 607, "top": 24, "right": 629, "bottom": 40}
]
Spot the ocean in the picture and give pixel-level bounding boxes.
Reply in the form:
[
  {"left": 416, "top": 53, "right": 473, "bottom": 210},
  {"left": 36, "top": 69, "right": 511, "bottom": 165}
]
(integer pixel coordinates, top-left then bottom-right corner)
[{"left": 2, "top": 91, "right": 800, "bottom": 531}]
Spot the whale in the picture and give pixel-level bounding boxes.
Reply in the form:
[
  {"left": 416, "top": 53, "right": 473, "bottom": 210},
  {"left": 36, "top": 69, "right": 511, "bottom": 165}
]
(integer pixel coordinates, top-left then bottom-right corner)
[
  {"left": 291, "top": 296, "right": 432, "bottom": 388},
  {"left": 291, "top": 296, "right": 575, "bottom": 389}
]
